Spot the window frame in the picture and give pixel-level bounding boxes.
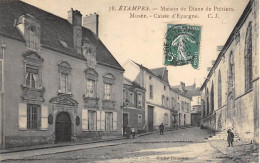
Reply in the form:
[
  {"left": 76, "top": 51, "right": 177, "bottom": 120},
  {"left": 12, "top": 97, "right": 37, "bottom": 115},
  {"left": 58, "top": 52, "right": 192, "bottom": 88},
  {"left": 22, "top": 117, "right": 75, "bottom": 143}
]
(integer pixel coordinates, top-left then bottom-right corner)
[{"left": 27, "top": 104, "right": 40, "bottom": 130}]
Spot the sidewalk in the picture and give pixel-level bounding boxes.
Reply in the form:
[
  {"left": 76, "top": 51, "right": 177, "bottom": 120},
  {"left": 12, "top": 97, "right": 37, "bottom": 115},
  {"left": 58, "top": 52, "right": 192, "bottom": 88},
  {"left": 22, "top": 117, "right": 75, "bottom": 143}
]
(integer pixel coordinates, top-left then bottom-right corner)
[
  {"left": 209, "top": 139, "right": 259, "bottom": 162},
  {"left": 0, "top": 130, "right": 159, "bottom": 154}
]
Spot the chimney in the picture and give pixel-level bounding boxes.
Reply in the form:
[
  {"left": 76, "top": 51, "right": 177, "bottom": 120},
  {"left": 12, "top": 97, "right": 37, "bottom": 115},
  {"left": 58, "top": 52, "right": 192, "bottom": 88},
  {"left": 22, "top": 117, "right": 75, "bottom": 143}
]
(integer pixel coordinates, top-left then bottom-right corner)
[
  {"left": 68, "top": 8, "right": 82, "bottom": 26},
  {"left": 180, "top": 82, "right": 185, "bottom": 91},
  {"left": 83, "top": 13, "right": 99, "bottom": 37},
  {"left": 68, "top": 8, "right": 82, "bottom": 54}
]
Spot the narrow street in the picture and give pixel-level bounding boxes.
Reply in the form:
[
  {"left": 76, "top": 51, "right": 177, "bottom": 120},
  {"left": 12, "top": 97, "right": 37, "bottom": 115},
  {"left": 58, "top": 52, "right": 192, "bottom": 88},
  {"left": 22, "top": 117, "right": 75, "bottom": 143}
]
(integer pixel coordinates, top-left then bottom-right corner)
[{"left": 0, "top": 127, "right": 245, "bottom": 163}]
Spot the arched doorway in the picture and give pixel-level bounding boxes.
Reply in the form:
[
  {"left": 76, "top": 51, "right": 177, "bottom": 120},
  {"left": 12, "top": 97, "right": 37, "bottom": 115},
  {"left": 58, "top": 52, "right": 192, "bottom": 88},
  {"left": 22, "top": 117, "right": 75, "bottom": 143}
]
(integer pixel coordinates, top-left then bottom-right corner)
[{"left": 55, "top": 112, "right": 72, "bottom": 142}]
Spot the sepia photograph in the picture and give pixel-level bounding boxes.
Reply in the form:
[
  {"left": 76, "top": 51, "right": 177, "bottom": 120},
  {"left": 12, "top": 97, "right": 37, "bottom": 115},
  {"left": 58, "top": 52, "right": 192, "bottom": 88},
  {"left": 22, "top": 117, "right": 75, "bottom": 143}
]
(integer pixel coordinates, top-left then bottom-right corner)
[{"left": 0, "top": 0, "right": 259, "bottom": 162}]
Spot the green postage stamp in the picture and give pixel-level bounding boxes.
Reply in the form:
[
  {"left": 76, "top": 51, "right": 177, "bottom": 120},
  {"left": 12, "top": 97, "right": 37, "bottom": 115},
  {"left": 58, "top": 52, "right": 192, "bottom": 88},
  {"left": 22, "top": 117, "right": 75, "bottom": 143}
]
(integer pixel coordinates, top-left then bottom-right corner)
[{"left": 164, "top": 24, "right": 201, "bottom": 69}]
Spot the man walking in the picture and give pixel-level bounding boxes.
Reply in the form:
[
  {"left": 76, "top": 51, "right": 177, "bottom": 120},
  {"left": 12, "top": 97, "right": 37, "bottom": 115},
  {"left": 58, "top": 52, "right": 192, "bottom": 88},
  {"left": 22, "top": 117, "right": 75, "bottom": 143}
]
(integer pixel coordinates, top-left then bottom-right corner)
[
  {"left": 159, "top": 123, "right": 165, "bottom": 135},
  {"left": 227, "top": 129, "right": 234, "bottom": 147}
]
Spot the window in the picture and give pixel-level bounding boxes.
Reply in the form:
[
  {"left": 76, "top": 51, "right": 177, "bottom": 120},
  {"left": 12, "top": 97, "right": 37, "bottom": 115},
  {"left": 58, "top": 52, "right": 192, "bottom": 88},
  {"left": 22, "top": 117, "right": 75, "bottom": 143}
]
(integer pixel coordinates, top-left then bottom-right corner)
[
  {"left": 171, "top": 98, "right": 175, "bottom": 109},
  {"left": 218, "top": 70, "right": 222, "bottom": 108},
  {"left": 210, "top": 82, "right": 214, "bottom": 113},
  {"left": 245, "top": 22, "right": 253, "bottom": 91},
  {"left": 104, "top": 83, "right": 112, "bottom": 100},
  {"left": 0, "top": 61, "right": 2, "bottom": 92},
  {"left": 187, "top": 103, "right": 190, "bottom": 112},
  {"left": 105, "top": 112, "right": 113, "bottom": 131},
  {"left": 86, "top": 79, "right": 95, "bottom": 97},
  {"left": 85, "top": 68, "right": 98, "bottom": 98},
  {"left": 149, "top": 76, "right": 152, "bottom": 80},
  {"left": 28, "top": 26, "right": 37, "bottom": 49},
  {"left": 164, "top": 85, "right": 166, "bottom": 90},
  {"left": 177, "top": 103, "right": 180, "bottom": 111},
  {"left": 138, "top": 114, "right": 142, "bottom": 126},
  {"left": 181, "top": 101, "right": 184, "bottom": 110},
  {"left": 103, "top": 73, "right": 115, "bottom": 100},
  {"left": 129, "top": 92, "right": 134, "bottom": 105},
  {"left": 27, "top": 104, "right": 40, "bottom": 129},
  {"left": 228, "top": 52, "right": 235, "bottom": 87},
  {"left": 206, "top": 88, "right": 209, "bottom": 115},
  {"left": 162, "top": 95, "right": 165, "bottom": 106},
  {"left": 58, "top": 61, "right": 71, "bottom": 94},
  {"left": 60, "top": 73, "right": 68, "bottom": 93},
  {"left": 25, "top": 66, "right": 38, "bottom": 88},
  {"left": 166, "top": 97, "right": 169, "bottom": 108},
  {"left": 149, "top": 85, "right": 153, "bottom": 99},
  {"left": 184, "top": 102, "right": 187, "bottom": 111},
  {"left": 88, "top": 110, "right": 97, "bottom": 131},
  {"left": 137, "top": 93, "right": 142, "bottom": 108}
]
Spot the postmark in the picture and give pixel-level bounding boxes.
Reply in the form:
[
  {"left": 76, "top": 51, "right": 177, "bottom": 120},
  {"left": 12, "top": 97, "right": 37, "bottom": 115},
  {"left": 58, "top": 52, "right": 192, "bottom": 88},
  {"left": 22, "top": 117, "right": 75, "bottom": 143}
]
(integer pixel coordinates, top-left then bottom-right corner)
[{"left": 164, "top": 24, "right": 201, "bottom": 69}]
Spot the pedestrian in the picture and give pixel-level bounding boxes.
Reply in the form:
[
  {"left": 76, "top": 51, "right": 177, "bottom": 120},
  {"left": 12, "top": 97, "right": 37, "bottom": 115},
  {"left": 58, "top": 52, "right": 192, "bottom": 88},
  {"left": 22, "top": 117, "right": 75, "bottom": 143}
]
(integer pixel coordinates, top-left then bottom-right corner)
[
  {"left": 131, "top": 127, "right": 136, "bottom": 139},
  {"left": 159, "top": 123, "right": 165, "bottom": 135},
  {"left": 227, "top": 129, "right": 234, "bottom": 147},
  {"left": 125, "top": 125, "right": 131, "bottom": 139}
]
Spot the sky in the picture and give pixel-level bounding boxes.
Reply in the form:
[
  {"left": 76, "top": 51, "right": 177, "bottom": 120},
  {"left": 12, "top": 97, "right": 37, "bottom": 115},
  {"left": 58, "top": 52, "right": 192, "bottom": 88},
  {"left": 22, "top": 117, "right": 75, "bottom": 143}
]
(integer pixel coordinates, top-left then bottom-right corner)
[{"left": 22, "top": 0, "right": 249, "bottom": 87}]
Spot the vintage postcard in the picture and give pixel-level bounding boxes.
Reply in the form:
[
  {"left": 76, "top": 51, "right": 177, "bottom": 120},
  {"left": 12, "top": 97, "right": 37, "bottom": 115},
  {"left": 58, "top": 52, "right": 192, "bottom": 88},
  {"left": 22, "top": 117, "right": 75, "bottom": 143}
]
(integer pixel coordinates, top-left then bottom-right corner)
[{"left": 0, "top": 0, "right": 259, "bottom": 162}]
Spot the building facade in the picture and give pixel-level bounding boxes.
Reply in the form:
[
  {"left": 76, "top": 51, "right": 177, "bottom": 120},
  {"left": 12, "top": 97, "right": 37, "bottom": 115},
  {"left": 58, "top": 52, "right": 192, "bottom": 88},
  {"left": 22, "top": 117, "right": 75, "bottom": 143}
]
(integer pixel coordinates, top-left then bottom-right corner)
[
  {"left": 186, "top": 83, "right": 201, "bottom": 127},
  {"left": 171, "top": 85, "right": 192, "bottom": 127},
  {"left": 0, "top": 1, "right": 124, "bottom": 148},
  {"left": 200, "top": 0, "right": 259, "bottom": 144},
  {"left": 123, "top": 78, "right": 146, "bottom": 135},
  {"left": 123, "top": 60, "right": 190, "bottom": 131}
]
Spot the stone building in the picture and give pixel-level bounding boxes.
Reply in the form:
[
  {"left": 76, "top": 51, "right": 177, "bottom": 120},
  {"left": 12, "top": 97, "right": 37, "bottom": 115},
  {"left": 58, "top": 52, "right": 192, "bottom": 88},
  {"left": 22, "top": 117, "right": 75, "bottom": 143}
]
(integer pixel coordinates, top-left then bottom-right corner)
[
  {"left": 123, "top": 60, "right": 191, "bottom": 131},
  {"left": 200, "top": 0, "right": 259, "bottom": 144},
  {"left": 171, "top": 83, "right": 192, "bottom": 127},
  {"left": 123, "top": 61, "right": 172, "bottom": 131},
  {"left": 186, "top": 83, "right": 201, "bottom": 127},
  {"left": 122, "top": 78, "right": 146, "bottom": 135},
  {"left": 0, "top": 1, "right": 124, "bottom": 148}
]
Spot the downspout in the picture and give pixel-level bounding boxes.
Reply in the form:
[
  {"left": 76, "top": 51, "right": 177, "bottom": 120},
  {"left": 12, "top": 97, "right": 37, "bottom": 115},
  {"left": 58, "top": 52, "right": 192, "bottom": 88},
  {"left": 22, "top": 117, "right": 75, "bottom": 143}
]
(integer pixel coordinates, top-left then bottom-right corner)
[{"left": 1, "top": 39, "right": 6, "bottom": 148}]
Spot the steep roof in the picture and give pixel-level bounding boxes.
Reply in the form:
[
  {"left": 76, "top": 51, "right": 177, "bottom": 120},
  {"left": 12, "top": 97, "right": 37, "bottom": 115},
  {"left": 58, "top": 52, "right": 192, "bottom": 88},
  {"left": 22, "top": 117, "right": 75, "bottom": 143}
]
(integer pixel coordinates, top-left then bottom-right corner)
[
  {"left": 0, "top": 0, "right": 124, "bottom": 71},
  {"left": 123, "top": 77, "right": 145, "bottom": 90},
  {"left": 150, "top": 67, "right": 169, "bottom": 84},
  {"left": 131, "top": 61, "right": 169, "bottom": 84},
  {"left": 186, "top": 88, "right": 201, "bottom": 97}
]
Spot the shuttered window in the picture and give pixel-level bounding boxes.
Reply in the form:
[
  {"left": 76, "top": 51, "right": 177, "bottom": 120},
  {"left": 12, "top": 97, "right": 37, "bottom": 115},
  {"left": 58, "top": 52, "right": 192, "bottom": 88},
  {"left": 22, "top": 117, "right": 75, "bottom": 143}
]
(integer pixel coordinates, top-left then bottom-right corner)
[{"left": 27, "top": 104, "right": 40, "bottom": 129}]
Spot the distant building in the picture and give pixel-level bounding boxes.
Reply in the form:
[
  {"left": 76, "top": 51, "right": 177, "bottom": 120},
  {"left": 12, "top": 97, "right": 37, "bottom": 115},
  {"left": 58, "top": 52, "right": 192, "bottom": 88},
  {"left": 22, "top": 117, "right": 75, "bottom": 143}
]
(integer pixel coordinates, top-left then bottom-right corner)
[
  {"left": 200, "top": 0, "right": 259, "bottom": 145},
  {"left": 0, "top": 1, "right": 124, "bottom": 148},
  {"left": 123, "top": 60, "right": 191, "bottom": 131},
  {"left": 123, "top": 61, "right": 172, "bottom": 131},
  {"left": 123, "top": 78, "right": 146, "bottom": 135},
  {"left": 172, "top": 82, "right": 192, "bottom": 127},
  {"left": 186, "top": 83, "right": 201, "bottom": 127}
]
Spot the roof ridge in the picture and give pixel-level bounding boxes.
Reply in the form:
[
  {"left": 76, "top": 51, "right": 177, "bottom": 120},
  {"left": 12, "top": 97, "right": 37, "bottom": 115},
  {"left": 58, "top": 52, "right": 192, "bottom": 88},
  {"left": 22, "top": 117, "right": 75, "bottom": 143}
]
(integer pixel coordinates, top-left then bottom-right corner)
[{"left": 20, "top": 0, "right": 70, "bottom": 23}]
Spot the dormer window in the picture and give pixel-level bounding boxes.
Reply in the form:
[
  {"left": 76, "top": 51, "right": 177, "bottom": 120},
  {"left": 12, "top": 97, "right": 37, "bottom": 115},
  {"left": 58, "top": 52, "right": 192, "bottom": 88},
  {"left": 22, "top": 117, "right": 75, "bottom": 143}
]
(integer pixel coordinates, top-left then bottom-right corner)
[
  {"left": 28, "top": 26, "right": 37, "bottom": 49},
  {"left": 83, "top": 40, "right": 96, "bottom": 68},
  {"left": 16, "top": 14, "right": 41, "bottom": 51}
]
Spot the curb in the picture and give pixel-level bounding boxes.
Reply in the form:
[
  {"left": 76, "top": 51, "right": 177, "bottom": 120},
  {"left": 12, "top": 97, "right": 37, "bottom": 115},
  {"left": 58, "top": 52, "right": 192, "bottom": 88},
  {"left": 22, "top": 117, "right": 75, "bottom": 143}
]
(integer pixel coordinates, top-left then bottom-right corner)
[{"left": 0, "top": 137, "right": 126, "bottom": 154}]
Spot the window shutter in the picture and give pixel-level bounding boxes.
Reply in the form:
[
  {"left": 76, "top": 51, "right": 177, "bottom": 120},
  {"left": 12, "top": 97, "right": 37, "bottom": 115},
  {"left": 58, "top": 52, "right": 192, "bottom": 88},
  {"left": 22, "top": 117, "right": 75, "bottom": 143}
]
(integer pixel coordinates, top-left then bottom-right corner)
[
  {"left": 97, "top": 111, "right": 101, "bottom": 131},
  {"left": 113, "top": 112, "right": 117, "bottom": 131},
  {"left": 100, "top": 111, "right": 105, "bottom": 131},
  {"left": 82, "top": 109, "right": 88, "bottom": 131},
  {"left": 19, "top": 103, "right": 27, "bottom": 130},
  {"left": 41, "top": 105, "right": 48, "bottom": 130},
  {"left": 142, "top": 94, "right": 145, "bottom": 109}
]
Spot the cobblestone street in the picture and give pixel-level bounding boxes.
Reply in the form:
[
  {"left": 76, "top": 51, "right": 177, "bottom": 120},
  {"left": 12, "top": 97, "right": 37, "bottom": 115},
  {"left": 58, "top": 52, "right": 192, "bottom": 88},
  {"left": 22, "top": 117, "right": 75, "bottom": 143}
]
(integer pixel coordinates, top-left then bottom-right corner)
[{"left": 0, "top": 127, "right": 258, "bottom": 162}]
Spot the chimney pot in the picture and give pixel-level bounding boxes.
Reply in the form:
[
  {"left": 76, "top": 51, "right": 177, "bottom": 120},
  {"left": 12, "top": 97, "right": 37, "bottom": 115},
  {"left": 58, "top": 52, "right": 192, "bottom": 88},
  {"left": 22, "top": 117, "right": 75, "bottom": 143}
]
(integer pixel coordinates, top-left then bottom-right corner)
[{"left": 83, "top": 13, "right": 99, "bottom": 37}]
